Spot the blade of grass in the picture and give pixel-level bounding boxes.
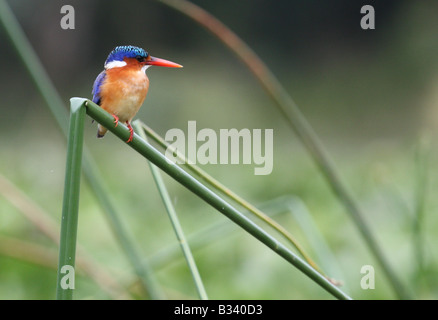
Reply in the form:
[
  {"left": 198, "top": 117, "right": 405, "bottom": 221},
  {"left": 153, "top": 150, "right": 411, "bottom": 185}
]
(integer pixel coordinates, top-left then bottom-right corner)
[
  {"left": 85, "top": 98, "right": 352, "bottom": 300},
  {"left": 56, "top": 98, "right": 86, "bottom": 300},
  {"left": 0, "top": 173, "right": 60, "bottom": 242},
  {"left": 148, "top": 205, "right": 283, "bottom": 270},
  {"left": 134, "top": 121, "right": 208, "bottom": 300},
  {"left": 155, "top": 0, "right": 410, "bottom": 299},
  {"left": 0, "top": 0, "right": 67, "bottom": 135},
  {"left": 79, "top": 147, "right": 164, "bottom": 299},
  {"left": 0, "top": 235, "right": 59, "bottom": 270},
  {"left": 413, "top": 135, "right": 430, "bottom": 274},
  {"left": 0, "top": 1, "right": 162, "bottom": 299},
  {"left": 259, "top": 195, "right": 348, "bottom": 289}
]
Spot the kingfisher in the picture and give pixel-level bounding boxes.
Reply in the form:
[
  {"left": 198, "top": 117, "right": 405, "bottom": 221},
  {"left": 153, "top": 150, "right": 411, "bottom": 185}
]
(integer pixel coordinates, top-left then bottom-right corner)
[{"left": 92, "top": 45, "right": 182, "bottom": 142}]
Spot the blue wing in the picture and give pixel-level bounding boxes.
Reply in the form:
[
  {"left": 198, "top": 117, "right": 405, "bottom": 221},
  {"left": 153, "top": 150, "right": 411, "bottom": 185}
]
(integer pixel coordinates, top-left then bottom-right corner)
[{"left": 92, "top": 71, "right": 106, "bottom": 105}]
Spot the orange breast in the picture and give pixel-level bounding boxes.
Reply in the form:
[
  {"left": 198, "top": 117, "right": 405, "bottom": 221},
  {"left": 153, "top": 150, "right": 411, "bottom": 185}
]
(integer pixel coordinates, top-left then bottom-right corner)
[{"left": 100, "top": 65, "right": 149, "bottom": 123}]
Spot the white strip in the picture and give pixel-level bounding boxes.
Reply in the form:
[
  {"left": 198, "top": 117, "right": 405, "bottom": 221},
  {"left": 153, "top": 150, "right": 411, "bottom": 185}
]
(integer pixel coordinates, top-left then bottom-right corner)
[
  {"left": 105, "top": 60, "right": 127, "bottom": 69},
  {"left": 141, "top": 65, "right": 151, "bottom": 73}
]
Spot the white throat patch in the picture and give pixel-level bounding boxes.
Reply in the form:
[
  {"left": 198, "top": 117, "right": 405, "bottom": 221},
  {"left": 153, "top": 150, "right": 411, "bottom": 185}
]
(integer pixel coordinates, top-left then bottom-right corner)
[
  {"left": 141, "top": 65, "right": 151, "bottom": 73},
  {"left": 105, "top": 60, "right": 127, "bottom": 70}
]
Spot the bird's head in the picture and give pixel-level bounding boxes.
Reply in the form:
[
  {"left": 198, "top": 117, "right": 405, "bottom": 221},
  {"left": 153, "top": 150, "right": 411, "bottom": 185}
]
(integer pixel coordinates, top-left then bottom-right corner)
[{"left": 104, "top": 45, "right": 182, "bottom": 71}]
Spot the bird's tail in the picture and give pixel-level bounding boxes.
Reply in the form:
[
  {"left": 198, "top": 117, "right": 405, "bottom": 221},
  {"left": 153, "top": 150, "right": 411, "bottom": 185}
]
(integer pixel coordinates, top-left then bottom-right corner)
[{"left": 97, "top": 124, "right": 108, "bottom": 138}]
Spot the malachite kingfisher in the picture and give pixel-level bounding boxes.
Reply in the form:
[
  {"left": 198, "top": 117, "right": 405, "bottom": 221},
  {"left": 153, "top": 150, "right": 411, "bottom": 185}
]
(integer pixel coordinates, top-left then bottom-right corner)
[{"left": 92, "top": 45, "right": 182, "bottom": 142}]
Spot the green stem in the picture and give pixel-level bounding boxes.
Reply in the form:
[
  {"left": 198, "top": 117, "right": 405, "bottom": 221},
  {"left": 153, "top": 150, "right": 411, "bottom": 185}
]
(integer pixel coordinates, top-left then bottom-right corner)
[
  {"left": 148, "top": 205, "right": 284, "bottom": 270},
  {"left": 413, "top": 136, "right": 429, "bottom": 274},
  {"left": 134, "top": 121, "right": 208, "bottom": 300},
  {"left": 0, "top": 0, "right": 67, "bottom": 135},
  {"left": 81, "top": 156, "right": 164, "bottom": 299},
  {"left": 56, "top": 99, "right": 86, "bottom": 300}
]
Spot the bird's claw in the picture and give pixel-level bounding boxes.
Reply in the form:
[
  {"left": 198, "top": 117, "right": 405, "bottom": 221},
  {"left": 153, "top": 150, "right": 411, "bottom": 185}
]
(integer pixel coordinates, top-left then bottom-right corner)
[
  {"left": 112, "top": 114, "right": 119, "bottom": 127},
  {"left": 126, "top": 122, "right": 134, "bottom": 143}
]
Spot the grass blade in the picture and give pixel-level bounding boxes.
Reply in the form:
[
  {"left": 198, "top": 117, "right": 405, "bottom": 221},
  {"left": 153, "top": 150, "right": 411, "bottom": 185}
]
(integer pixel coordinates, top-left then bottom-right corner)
[
  {"left": 134, "top": 121, "right": 208, "bottom": 300},
  {"left": 260, "top": 195, "right": 347, "bottom": 289},
  {"left": 148, "top": 204, "right": 283, "bottom": 270},
  {"left": 56, "top": 99, "right": 86, "bottom": 300},
  {"left": 413, "top": 135, "right": 430, "bottom": 274}
]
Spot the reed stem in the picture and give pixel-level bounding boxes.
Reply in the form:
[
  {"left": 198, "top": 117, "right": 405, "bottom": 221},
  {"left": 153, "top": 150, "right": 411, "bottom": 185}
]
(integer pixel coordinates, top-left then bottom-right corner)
[{"left": 134, "top": 121, "right": 209, "bottom": 300}]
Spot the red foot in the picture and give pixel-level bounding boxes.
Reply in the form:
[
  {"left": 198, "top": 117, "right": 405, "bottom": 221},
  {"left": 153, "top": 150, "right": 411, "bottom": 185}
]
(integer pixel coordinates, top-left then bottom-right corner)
[
  {"left": 126, "top": 122, "right": 134, "bottom": 143},
  {"left": 112, "top": 114, "right": 119, "bottom": 127}
]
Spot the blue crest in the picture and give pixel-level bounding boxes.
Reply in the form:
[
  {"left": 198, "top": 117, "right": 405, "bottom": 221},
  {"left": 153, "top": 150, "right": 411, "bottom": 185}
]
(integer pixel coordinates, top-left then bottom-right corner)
[{"left": 105, "top": 45, "right": 149, "bottom": 65}]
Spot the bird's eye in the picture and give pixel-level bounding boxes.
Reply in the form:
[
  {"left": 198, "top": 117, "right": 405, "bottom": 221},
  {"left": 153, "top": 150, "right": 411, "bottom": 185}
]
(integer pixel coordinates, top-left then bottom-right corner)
[{"left": 136, "top": 55, "right": 146, "bottom": 62}]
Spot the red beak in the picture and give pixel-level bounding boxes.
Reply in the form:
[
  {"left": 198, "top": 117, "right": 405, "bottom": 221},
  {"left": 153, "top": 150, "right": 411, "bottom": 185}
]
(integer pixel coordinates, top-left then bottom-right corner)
[{"left": 146, "top": 56, "right": 183, "bottom": 68}]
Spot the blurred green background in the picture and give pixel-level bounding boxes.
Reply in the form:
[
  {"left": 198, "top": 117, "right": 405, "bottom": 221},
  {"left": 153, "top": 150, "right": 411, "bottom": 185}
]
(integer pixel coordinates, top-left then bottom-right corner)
[{"left": 0, "top": 0, "right": 438, "bottom": 299}]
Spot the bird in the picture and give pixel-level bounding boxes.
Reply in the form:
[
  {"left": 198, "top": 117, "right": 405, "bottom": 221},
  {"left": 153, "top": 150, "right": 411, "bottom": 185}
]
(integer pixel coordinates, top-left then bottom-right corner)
[{"left": 92, "top": 45, "right": 182, "bottom": 142}]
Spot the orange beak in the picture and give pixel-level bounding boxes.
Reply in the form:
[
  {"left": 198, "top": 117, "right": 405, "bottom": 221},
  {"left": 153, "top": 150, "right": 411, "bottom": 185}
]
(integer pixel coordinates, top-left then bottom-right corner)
[{"left": 146, "top": 56, "right": 183, "bottom": 68}]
